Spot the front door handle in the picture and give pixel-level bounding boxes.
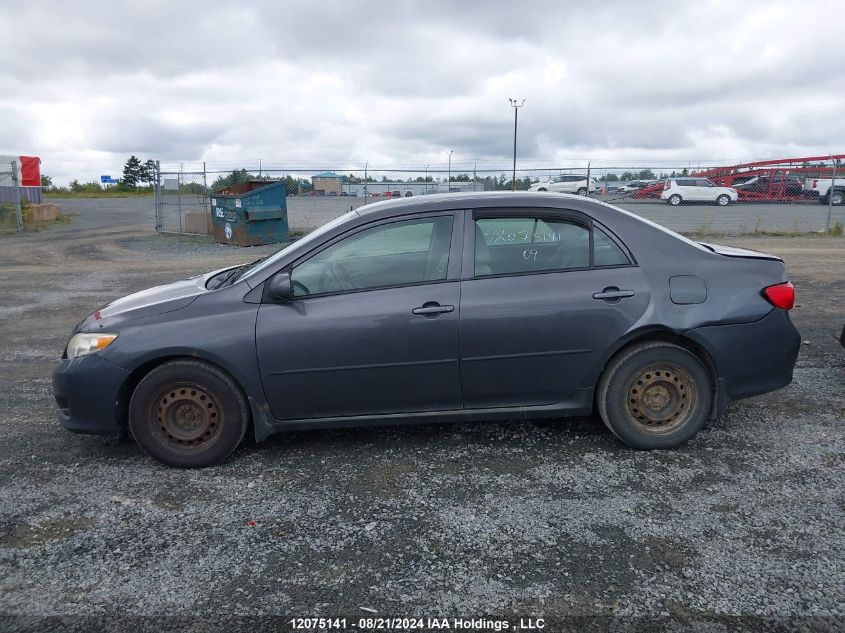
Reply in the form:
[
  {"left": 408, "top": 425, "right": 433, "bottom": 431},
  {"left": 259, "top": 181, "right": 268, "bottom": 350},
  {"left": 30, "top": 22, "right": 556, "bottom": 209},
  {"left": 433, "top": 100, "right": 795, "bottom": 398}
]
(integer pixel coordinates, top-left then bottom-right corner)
[
  {"left": 412, "top": 302, "right": 455, "bottom": 316},
  {"left": 593, "top": 287, "right": 635, "bottom": 301}
]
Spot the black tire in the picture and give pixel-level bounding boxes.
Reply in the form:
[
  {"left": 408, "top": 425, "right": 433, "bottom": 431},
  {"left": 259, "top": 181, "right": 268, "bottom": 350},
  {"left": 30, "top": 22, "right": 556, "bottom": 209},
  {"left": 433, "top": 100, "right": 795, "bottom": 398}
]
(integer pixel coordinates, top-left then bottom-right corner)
[
  {"left": 597, "top": 342, "right": 711, "bottom": 449},
  {"left": 828, "top": 190, "right": 844, "bottom": 206},
  {"left": 668, "top": 194, "right": 682, "bottom": 206},
  {"left": 576, "top": 187, "right": 588, "bottom": 196},
  {"left": 538, "top": 187, "right": 548, "bottom": 192},
  {"left": 129, "top": 359, "right": 249, "bottom": 468},
  {"left": 716, "top": 194, "right": 731, "bottom": 206}
]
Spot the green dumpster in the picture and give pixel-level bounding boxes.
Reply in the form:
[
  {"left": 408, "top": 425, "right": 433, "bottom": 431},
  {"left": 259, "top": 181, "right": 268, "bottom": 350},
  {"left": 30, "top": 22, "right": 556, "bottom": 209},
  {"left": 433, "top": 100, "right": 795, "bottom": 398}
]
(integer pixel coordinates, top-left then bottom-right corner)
[{"left": 210, "top": 180, "right": 289, "bottom": 246}]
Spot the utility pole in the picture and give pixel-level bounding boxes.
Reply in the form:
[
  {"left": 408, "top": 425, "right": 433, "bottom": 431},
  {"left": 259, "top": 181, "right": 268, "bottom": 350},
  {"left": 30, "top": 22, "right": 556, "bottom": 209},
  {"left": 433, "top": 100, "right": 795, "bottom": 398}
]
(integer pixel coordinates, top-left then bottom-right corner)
[
  {"left": 447, "top": 150, "right": 454, "bottom": 193},
  {"left": 425, "top": 164, "right": 429, "bottom": 194},
  {"left": 508, "top": 98, "right": 526, "bottom": 191},
  {"left": 364, "top": 161, "right": 368, "bottom": 200}
]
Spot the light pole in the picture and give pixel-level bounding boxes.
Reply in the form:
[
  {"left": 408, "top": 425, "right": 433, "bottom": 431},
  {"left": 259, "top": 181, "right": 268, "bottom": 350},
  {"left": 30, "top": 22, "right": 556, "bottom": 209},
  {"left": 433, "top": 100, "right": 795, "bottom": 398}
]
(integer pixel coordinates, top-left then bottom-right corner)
[
  {"left": 508, "top": 98, "right": 526, "bottom": 191},
  {"left": 446, "top": 150, "right": 454, "bottom": 193},
  {"left": 425, "top": 164, "right": 429, "bottom": 194}
]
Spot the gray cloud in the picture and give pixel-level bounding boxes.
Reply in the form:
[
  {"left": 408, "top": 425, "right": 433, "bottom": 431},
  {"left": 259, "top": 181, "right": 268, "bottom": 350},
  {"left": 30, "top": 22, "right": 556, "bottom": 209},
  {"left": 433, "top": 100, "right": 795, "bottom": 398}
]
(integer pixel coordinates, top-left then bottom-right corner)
[{"left": 0, "top": 0, "right": 843, "bottom": 184}]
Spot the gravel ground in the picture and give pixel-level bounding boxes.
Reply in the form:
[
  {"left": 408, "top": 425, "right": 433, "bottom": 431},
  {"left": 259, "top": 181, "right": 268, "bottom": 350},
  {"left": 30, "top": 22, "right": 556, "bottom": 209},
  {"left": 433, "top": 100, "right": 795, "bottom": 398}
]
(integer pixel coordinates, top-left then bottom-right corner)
[{"left": 0, "top": 207, "right": 843, "bottom": 632}]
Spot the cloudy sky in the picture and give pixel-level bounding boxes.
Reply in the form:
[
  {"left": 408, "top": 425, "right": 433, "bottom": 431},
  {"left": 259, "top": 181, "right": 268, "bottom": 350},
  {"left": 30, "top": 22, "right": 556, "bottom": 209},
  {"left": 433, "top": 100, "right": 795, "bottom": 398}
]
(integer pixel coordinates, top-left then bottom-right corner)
[{"left": 2, "top": 0, "right": 844, "bottom": 184}]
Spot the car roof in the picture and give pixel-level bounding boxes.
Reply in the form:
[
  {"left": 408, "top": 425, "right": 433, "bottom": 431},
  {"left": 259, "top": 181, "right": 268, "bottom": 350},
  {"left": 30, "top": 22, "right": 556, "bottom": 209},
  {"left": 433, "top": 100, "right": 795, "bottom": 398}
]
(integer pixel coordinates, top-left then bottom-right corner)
[{"left": 355, "top": 191, "right": 593, "bottom": 217}]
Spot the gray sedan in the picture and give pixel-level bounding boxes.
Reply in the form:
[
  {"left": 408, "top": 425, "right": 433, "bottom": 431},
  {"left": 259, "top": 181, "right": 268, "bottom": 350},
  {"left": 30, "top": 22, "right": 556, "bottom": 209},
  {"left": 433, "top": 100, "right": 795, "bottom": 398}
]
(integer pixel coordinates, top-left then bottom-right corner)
[{"left": 53, "top": 192, "right": 801, "bottom": 467}]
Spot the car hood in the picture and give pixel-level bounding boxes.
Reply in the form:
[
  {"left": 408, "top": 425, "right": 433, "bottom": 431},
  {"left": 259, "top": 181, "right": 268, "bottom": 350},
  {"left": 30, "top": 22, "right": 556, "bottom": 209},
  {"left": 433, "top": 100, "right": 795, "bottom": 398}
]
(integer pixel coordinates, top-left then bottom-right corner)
[{"left": 76, "top": 267, "right": 233, "bottom": 331}]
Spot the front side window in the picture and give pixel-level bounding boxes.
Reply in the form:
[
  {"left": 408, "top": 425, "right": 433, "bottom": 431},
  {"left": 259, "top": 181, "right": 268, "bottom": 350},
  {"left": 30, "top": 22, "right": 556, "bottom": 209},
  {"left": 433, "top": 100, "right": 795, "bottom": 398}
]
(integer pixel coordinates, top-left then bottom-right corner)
[
  {"left": 292, "top": 216, "right": 453, "bottom": 296},
  {"left": 474, "top": 216, "right": 630, "bottom": 277}
]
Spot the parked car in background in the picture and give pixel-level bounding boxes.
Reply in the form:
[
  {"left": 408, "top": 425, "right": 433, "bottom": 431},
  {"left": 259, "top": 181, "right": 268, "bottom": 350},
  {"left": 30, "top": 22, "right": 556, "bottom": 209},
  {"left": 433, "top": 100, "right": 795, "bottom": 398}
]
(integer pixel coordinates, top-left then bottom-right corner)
[
  {"left": 733, "top": 175, "right": 803, "bottom": 196},
  {"left": 529, "top": 175, "right": 601, "bottom": 195},
  {"left": 405, "top": 190, "right": 414, "bottom": 197},
  {"left": 661, "top": 178, "right": 738, "bottom": 206},
  {"left": 619, "top": 180, "right": 656, "bottom": 193},
  {"left": 53, "top": 192, "right": 800, "bottom": 467},
  {"left": 804, "top": 177, "right": 845, "bottom": 205},
  {"left": 392, "top": 190, "right": 402, "bottom": 198}
]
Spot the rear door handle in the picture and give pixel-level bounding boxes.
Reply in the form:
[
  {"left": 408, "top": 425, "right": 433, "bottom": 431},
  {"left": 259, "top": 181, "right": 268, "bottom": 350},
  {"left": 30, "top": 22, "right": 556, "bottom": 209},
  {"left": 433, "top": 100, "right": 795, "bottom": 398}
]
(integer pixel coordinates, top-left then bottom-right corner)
[
  {"left": 412, "top": 303, "right": 455, "bottom": 316},
  {"left": 593, "top": 287, "right": 635, "bottom": 301}
]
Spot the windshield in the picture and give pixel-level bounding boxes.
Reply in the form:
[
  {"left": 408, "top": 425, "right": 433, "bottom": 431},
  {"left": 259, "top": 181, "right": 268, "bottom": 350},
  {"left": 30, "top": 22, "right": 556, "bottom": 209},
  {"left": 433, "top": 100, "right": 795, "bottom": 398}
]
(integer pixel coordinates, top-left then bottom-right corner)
[{"left": 241, "top": 210, "right": 359, "bottom": 281}]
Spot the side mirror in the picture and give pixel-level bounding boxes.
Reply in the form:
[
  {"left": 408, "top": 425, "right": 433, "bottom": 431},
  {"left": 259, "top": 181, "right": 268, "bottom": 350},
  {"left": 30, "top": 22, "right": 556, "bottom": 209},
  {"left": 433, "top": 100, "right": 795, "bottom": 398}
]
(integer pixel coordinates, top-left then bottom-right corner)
[{"left": 268, "top": 271, "right": 293, "bottom": 301}]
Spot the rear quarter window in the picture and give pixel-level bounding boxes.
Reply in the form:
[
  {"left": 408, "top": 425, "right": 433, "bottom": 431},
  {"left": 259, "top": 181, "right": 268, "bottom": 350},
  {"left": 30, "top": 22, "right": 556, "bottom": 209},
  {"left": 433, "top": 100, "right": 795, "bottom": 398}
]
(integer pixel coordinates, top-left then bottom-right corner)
[{"left": 593, "top": 227, "right": 631, "bottom": 266}]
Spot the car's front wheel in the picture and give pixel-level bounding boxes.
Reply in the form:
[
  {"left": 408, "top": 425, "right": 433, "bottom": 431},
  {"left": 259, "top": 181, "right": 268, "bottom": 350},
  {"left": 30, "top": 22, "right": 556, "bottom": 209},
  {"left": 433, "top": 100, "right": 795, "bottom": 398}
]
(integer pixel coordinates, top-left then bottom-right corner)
[
  {"left": 129, "top": 359, "right": 249, "bottom": 467},
  {"left": 597, "top": 342, "right": 711, "bottom": 449},
  {"left": 716, "top": 194, "right": 731, "bottom": 206},
  {"left": 667, "top": 194, "right": 682, "bottom": 206}
]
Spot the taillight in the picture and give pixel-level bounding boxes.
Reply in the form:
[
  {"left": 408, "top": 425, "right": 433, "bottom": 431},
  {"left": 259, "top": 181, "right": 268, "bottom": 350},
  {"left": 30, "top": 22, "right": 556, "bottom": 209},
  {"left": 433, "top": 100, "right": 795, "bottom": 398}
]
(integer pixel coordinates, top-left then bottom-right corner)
[
  {"left": 812, "top": 179, "right": 818, "bottom": 189},
  {"left": 663, "top": 180, "right": 670, "bottom": 191},
  {"left": 763, "top": 281, "right": 795, "bottom": 310}
]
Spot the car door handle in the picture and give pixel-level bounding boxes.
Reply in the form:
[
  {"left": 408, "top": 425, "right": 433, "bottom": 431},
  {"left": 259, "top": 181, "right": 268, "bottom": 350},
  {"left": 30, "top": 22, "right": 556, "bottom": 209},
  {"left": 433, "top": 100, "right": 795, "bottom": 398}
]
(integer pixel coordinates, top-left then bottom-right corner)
[
  {"left": 412, "top": 303, "right": 455, "bottom": 316},
  {"left": 593, "top": 287, "right": 635, "bottom": 301}
]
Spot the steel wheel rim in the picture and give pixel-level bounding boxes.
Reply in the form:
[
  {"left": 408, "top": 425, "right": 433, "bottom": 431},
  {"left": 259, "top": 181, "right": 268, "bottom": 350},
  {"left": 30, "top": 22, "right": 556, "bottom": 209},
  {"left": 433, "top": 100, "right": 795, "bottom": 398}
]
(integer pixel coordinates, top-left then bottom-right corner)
[
  {"left": 718, "top": 196, "right": 729, "bottom": 206},
  {"left": 152, "top": 383, "right": 223, "bottom": 451},
  {"left": 625, "top": 364, "right": 697, "bottom": 435},
  {"left": 832, "top": 192, "right": 843, "bottom": 205}
]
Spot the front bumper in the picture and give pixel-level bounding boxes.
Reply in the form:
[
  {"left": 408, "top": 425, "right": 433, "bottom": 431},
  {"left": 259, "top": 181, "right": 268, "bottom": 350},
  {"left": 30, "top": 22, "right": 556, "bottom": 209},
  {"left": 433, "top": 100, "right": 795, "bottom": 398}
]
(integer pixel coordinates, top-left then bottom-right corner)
[{"left": 52, "top": 354, "right": 130, "bottom": 436}]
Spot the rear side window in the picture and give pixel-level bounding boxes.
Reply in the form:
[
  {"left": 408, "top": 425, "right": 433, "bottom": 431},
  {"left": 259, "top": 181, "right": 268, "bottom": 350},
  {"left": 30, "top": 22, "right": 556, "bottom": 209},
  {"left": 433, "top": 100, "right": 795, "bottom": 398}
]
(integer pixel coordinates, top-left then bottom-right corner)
[
  {"left": 474, "top": 217, "right": 630, "bottom": 277},
  {"left": 677, "top": 179, "right": 696, "bottom": 187}
]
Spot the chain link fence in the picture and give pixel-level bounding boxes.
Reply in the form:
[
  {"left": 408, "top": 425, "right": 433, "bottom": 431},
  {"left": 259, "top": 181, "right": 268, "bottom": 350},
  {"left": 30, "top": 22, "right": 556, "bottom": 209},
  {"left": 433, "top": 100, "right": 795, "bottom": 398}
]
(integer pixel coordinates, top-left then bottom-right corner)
[
  {"left": 0, "top": 160, "right": 24, "bottom": 234},
  {"left": 154, "top": 159, "right": 845, "bottom": 240}
]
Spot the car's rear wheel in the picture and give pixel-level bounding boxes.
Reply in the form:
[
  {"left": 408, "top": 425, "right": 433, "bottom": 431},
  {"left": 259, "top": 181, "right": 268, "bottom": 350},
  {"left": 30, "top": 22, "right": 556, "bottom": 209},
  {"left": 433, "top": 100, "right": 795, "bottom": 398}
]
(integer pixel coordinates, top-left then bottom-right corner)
[
  {"left": 538, "top": 187, "right": 548, "bottom": 192},
  {"left": 828, "top": 190, "right": 844, "bottom": 206},
  {"left": 597, "top": 342, "right": 711, "bottom": 449},
  {"left": 577, "top": 187, "right": 588, "bottom": 196},
  {"left": 716, "top": 194, "right": 731, "bottom": 206},
  {"left": 129, "top": 360, "right": 249, "bottom": 467},
  {"left": 668, "top": 194, "right": 682, "bottom": 206}
]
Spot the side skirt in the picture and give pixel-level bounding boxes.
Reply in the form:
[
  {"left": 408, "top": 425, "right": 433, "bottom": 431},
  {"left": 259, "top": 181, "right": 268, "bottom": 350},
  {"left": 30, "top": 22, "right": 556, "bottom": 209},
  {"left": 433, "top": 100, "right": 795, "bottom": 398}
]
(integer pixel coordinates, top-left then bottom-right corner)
[{"left": 257, "top": 387, "right": 594, "bottom": 439}]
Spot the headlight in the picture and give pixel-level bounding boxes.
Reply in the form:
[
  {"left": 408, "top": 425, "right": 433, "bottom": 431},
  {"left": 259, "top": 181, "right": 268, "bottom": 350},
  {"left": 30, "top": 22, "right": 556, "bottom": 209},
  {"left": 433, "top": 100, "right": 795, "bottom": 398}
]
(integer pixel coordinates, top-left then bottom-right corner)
[{"left": 66, "top": 332, "right": 118, "bottom": 359}]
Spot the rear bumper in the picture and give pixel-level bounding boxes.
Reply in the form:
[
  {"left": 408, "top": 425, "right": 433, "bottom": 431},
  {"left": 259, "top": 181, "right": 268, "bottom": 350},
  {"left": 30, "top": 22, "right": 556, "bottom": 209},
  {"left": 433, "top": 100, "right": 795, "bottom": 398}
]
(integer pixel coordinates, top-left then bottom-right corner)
[
  {"left": 688, "top": 309, "right": 801, "bottom": 401},
  {"left": 52, "top": 354, "right": 130, "bottom": 436}
]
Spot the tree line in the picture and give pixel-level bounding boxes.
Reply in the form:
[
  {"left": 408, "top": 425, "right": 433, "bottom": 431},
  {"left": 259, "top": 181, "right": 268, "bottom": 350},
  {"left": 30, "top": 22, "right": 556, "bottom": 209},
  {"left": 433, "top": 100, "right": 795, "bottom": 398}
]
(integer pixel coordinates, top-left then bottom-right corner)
[{"left": 41, "top": 155, "right": 158, "bottom": 194}]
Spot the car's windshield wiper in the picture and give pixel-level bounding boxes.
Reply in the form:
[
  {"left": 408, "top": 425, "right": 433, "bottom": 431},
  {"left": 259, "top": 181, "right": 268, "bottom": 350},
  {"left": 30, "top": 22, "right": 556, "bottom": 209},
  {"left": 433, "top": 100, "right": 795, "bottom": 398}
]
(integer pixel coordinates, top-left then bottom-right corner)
[{"left": 220, "top": 256, "right": 268, "bottom": 287}]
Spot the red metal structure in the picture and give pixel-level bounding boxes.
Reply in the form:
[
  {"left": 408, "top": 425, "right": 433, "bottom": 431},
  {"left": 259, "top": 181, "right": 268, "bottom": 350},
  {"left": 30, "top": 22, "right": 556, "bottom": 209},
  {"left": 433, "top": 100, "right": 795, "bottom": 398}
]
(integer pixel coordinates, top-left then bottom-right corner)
[{"left": 631, "top": 154, "right": 845, "bottom": 202}]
